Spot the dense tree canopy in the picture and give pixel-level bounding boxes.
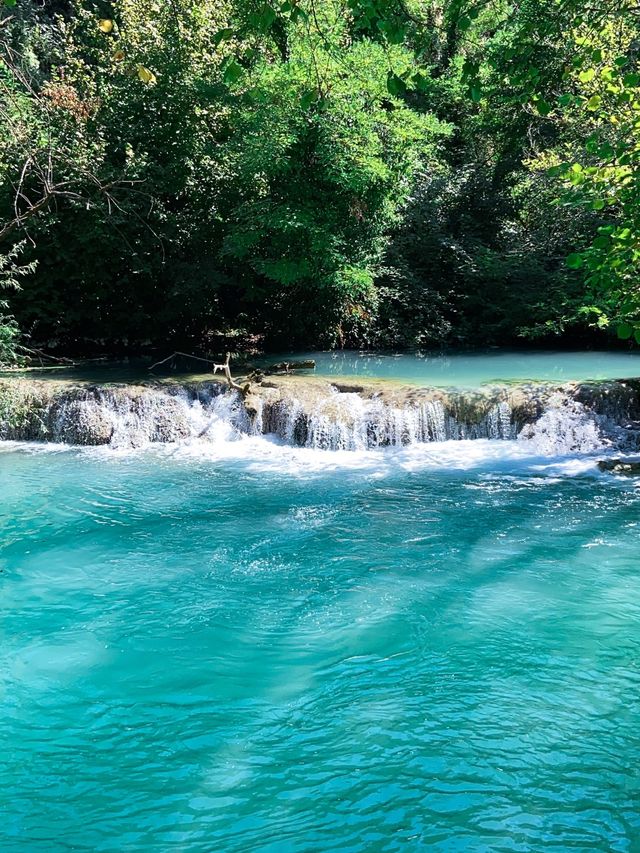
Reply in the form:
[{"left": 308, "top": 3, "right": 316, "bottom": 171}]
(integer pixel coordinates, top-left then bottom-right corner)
[{"left": 0, "top": 0, "right": 638, "bottom": 361}]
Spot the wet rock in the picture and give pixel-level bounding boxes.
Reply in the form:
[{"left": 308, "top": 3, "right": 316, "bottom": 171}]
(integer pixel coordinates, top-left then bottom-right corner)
[
  {"left": 597, "top": 458, "right": 640, "bottom": 476},
  {"left": 51, "top": 398, "right": 114, "bottom": 445}
]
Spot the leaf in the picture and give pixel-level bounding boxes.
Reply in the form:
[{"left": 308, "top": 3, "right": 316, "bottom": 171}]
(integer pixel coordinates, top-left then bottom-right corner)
[
  {"left": 113, "top": 49, "right": 125, "bottom": 62},
  {"left": 213, "top": 28, "right": 235, "bottom": 46},
  {"left": 4, "top": 0, "right": 17, "bottom": 7},
  {"left": 566, "top": 253, "right": 584, "bottom": 269},
  {"left": 535, "top": 99, "right": 552, "bottom": 116},
  {"left": 591, "top": 199, "right": 605, "bottom": 210},
  {"left": 258, "top": 4, "right": 277, "bottom": 31},
  {"left": 386, "top": 73, "right": 407, "bottom": 97},
  {"left": 617, "top": 322, "right": 633, "bottom": 340},
  {"left": 578, "top": 68, "right": 595, "bottom": 83},
  {"left": 223, "top": 59, "right": 243, "bottom": 85},
  {"left": 458, "top": 16, "right": 471, "bottom": 30},
  {"left": 586, "top": 94, "right": 602, "bottom": 111},
  {"left": 593, "top": 235, "right": 609, "bottom": 250},
  {"left": 300, "top": 90, "right": 318, "bottom": 109},
  {"left": 98, "top": 19, "right": 114, "bottom": 33},
  {"left": 470, "top": 85, "right": 482, "bottom": 103},
  {"left": 413, "top": 72, "right": 430, "bottom": 92},
  {"left": 623, "top": 72, "right": 640, "bottom": 87},
  {"left": 634, "top": 329, "right": 640, "bottom": 345},
  {"left": 137, "top": 65, "right": 157, "bottom": 84},
  {"left": 290, "top": 5, "right": 309, "bottom": 23}
]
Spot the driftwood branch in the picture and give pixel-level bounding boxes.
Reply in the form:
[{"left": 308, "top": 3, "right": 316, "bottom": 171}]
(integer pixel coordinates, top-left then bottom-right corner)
[
  {"left": 16, "top": 345, "right": 75, "bottom": 365},
  {"left": 148, "top": 350, "right": 216, "bottom": 371},
  {"left": 149, "top": 350, "right": 251, "bottom": 396}
]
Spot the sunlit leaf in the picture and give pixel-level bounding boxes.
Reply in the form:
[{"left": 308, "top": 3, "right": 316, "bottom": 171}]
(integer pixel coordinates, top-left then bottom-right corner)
[
  {"left": 98, "top": 19, "right": 114, "bottom": 33},
  {"left": 137, "top": 65, "right": 157, "bottom": 84}
]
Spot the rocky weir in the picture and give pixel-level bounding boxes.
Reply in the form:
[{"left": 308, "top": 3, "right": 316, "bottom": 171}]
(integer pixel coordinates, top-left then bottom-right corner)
[{"left": 1, "top": 374, "right": 640, "bottom": 453}]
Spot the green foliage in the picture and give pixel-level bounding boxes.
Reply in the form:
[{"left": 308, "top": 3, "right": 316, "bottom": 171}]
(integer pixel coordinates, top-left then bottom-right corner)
[
  {"left": 0, "top": 0, "right": 638, "bottom": 352},
  {"left": 0, "top": 243, "right": 36, "bottom": 366}
]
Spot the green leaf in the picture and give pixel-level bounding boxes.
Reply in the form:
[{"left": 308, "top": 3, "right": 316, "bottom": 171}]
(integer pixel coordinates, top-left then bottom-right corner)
[
  {"left": 591, "top": 199, "right": 606, "bottom": 210},
  {"left": 593, "top": 235, "right": 609, "bottom": 250},
  {"left": 458, "top": 16, "right": 471, "bottom": 30},
  {"left": 213, "top": 28, "right": 235, "bottom": 46},
  {"left": 535, "top": 99, "right": 552, "bottom": 116},
  {"left": 614, "top": 56, "right": 628, "bottom": 67},
  {"left": 223, "top": 58, "right": 243, "bottom": 85},
  {"left": 250, "top": 3, "right": 277, "bottom": 32},
  {"left": 579, "top": 68, "right": 595, "bottom": 83},
  {"left": 4, "top": 0, "right": 17, "bottom": 6},
  {"left": 617, "top": 322, "right": 633, "bottom": 340},
  {"left": 290, "top": 5, "right": 309, "bottom": 23},
  {"left": 386, "top": 73, "right": 407, "bottom": 97},
  {"left": 470, "top": 85, "right": 482, "bottom": 103},
  {"left": 586, "top": 94, "right": 601, "bottom": 111},
  {"left": 412, "top": 72, "right": 431, "bottom": 92},
  {"left": 300, "top": 90, "right": 318, "bottom": 109},
  {"left": 623, "top": 73, "right": 640, "bottom": 87},
  {"left": 634, "top": 329, "right": 640, "bottom": 345},
  {"left": 378, "top": 20, "right": 406, "bottom": 44},
  {"left": 566, "top": 253, "right": 584, "bottom": 269}
]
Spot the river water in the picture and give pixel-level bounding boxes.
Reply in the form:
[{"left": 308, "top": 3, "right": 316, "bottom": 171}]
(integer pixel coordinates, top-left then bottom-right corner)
[
  {"left": 2, "top": 433, "right": 640, "bottom": 851},
  {"left": 261, "top": 350, "right": 640, "bottom": 387}
]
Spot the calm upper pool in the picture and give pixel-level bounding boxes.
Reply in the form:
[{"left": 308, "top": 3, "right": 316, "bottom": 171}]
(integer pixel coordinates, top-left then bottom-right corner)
[
  {"left": 267, "top": 350, "right": 640, "bottom": 387},
  {"left": 4, "top": 350, "right": 640, "bottom": 390},
  {"left": 1, "top": 438, "right": 639, "bottom": 851}
]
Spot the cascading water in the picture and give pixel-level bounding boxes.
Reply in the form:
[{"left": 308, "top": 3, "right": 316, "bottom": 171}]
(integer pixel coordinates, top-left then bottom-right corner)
[{"left": 1, "top": 376, "right": 638, "bottom": 454}]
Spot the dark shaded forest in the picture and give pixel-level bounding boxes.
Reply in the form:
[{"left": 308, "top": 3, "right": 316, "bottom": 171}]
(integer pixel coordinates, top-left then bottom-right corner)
[{"left": 1, "top": 0, "right": 638, "bottom": 360}]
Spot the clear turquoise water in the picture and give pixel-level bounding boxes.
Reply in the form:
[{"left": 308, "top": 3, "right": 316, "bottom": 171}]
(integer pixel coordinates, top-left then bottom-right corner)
[
  {"left": 268, "top": 350, "right": 640, "bottom": 387},
  {"left": 4, "top": 350, "right": 640, "bottom": 389},
  {"left": 2, "top": 440, "right": 640, "bottom": 852}
]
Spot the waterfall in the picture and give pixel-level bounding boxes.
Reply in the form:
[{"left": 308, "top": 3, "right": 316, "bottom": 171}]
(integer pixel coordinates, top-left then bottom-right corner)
[{"left": 1, "top": 377, "right": 638, "bottom": 453}]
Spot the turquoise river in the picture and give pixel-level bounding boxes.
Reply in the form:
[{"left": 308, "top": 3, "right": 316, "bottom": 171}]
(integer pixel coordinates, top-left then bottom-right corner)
[
  {"left": 2, "top": 351, "right": 640, "bottom": 851},
  {"left": 1, "top": 436, "right": 640, "bottom": 851}
]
